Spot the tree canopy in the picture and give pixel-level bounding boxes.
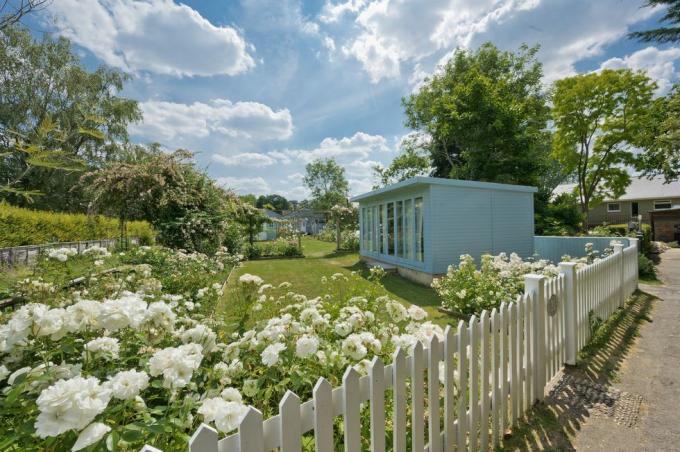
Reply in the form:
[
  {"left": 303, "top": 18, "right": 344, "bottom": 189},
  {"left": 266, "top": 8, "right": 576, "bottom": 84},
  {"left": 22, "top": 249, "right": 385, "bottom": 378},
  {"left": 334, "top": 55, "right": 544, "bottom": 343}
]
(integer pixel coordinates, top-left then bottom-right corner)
[
  {"left": 629, "top": 1, "right": 680, "bottom": 43},
  {"left": 551, "top": 69, "right": 657, "bottom": 228},
  {"left": 373, "top": 134, "right": 431, "bottom": 188},
  {"left": 402, "top": 43, "right": 551, "bottom": 187},
  {"left": 303, "top": 158, "right": 349, "bottom": 211},
  {"left": 0, "top": 25, "right": 141, "bottom": 211},
  {"left": 255, "top": 194, "right": 290, "bottom": 212}
]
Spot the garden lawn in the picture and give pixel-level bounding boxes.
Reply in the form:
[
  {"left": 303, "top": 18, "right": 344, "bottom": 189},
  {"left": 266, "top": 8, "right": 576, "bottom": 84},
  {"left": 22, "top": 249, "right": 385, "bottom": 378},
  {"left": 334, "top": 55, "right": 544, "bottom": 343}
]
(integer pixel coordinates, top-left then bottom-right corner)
[{"left": 218, "top": 237, "right": 451, "bottom": 329}]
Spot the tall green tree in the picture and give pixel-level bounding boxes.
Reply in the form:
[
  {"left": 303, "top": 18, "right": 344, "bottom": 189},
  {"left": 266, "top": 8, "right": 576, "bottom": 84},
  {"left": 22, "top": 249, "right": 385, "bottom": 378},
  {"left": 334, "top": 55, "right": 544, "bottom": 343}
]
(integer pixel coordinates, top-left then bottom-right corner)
[
  {"left": 629, "top": 0, "right": 680, "bottom": 43},
  {"left": 637, "top": 84, "right": 680, "bottom": 182},
  {"left": 372, "top": 134, "right": 431, "bottom": 188},
  {"left": 402, "top": 43, "right": 551, "bottom": 186},
  {"left": 0, "top": 25, "right": 141, "bottom": 211},
  {"left": 551, "top": 69, "right": 657, "bottom": 229},
  {"left": 255, "top": 194, "right": 290, "bottom": 212},
  {"left": 303, "top": 158, "right": 349, "bottom": 210}
]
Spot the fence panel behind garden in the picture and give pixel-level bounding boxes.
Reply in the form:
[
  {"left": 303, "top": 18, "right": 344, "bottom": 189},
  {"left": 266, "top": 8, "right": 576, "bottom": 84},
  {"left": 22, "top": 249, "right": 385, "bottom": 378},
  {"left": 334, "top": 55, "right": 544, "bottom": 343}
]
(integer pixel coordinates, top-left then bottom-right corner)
[
  {"left": 168, "top": 241, "right": 639, "bottom": 452},
  {"left": 0, "top": 237, "right": 138, "bottom": 267}
]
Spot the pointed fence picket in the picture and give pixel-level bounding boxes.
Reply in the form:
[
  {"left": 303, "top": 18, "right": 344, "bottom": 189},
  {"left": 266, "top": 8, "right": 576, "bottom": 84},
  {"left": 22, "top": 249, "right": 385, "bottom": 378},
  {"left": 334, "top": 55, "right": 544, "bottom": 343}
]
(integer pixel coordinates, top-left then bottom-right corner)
[{"left": 142, "top": 243, "right": 639, "bottom": 452}]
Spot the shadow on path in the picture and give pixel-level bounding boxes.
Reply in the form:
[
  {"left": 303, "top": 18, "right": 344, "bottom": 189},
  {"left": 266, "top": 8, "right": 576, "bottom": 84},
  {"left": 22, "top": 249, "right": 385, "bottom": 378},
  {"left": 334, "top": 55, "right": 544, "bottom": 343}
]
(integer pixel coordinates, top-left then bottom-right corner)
[{"left": 501, "top": 291, "right": 656, "bottom": 451}]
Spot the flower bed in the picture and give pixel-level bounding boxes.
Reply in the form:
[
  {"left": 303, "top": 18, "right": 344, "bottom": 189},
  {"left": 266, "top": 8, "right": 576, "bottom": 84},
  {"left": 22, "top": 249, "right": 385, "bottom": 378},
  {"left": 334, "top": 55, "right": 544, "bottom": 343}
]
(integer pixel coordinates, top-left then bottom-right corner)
[{"left": 0, "top": 249, "right": 438, "bottom": 450}]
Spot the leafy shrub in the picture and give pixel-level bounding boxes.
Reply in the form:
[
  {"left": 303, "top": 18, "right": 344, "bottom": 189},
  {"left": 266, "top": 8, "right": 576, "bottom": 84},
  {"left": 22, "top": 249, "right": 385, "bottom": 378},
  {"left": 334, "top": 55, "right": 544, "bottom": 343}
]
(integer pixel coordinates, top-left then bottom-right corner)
[
  {"left": 316, "top": 229, "right": 359, "bottom": 251},
  {"left": 222, "top": 222, "right": 246, "bottom": 254},
  {"left": 244, "top": 239, "right": 301, "bottom": 259},
  {"left": 433, "top": 253, "right": 558, "bottom": 316},
  {"left": 0, "top": 203, "right": 154, "bottom": 247},
  {"left": 0, "top": 247, "right": 437, "bottom": 449},
  {"left": 534, "top": 192, "right": 584, "bottom": 236},
  {"left": 638, "top": 253, "right": 657, "bottom": 280}
]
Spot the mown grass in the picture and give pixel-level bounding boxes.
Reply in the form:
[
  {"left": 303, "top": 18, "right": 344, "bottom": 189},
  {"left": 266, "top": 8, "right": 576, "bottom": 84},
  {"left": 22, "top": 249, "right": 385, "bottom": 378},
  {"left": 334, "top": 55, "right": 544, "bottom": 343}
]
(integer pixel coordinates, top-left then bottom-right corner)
[{"left": 218, "top": 237, "right": 452, "bottom": 331}]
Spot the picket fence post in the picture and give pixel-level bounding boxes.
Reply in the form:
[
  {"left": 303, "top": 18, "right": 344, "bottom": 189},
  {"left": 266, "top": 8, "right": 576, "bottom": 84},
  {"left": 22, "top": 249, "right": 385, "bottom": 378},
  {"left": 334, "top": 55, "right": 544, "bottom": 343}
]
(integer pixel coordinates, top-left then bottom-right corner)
[
  {"left": 524, "top": 274, "right": 546, "bottom": 403},
  {"left": 558, "top": 262, "right": 578, "bottom": 366},
  {"left": 629, "top": 237, "right": 639, "bottom": 290},
  {"left": 613, "top": 243, "right": 625, "bottom": 307}
]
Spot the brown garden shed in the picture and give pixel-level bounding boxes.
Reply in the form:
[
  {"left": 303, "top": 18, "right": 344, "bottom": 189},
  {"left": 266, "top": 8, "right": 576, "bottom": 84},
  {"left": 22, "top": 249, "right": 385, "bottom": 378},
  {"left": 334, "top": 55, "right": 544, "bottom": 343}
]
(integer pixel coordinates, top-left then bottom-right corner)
[{"left": 650, "top": 208, "right": 680, "bottom": 242}]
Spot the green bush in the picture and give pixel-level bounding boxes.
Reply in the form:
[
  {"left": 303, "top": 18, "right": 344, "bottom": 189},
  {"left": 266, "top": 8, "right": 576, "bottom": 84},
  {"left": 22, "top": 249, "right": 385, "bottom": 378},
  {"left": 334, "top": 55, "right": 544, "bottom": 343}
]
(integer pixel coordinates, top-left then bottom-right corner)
[
  {"left": 638, "top": 253, "right": 657, "bottom": 280},
  {"left": 316, "top": 228, "right": 359, "bottom": 251},
  {"left": 244, "top": 238, "right": 301, "bottom": 259},
  {"left": 0, "top": 203, "right": 154, "bottom": 247}
]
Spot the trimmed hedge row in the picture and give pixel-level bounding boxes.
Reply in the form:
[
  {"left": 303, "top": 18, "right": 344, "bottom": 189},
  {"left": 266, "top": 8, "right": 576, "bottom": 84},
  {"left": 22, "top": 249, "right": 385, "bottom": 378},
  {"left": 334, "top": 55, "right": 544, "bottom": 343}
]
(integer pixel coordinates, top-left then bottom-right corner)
[{"left": 0, "top": 203, "right": 154, "bottom": 247}]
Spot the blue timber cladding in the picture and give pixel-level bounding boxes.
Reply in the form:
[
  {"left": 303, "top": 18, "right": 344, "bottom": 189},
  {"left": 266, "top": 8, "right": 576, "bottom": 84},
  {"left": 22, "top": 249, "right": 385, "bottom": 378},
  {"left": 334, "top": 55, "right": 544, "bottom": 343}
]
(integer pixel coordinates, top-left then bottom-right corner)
[{"left": 352, "top": 177, "right": 537, "bottom": 276}]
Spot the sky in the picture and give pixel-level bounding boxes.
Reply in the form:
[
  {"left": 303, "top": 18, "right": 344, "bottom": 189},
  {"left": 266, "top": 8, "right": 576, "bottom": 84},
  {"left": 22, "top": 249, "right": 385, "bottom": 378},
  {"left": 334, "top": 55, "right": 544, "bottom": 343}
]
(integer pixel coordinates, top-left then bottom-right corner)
[{"left": 23, "top": 0, "right": 679, "bottom": 200}]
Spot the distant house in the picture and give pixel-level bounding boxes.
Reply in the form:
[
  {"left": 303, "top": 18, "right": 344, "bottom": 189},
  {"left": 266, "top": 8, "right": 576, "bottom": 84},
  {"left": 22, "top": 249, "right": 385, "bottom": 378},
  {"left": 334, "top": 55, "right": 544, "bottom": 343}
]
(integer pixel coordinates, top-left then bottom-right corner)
[
  {"left": 282, "top": 209, "right": 326, "bottom": 235},
  {"left": 554, "top": 177, "right": 680, "bottom": 228},
  {"left": 256, "top": 209, "right": 283, "bottom": 241},
  {"left": 351, "top": 177, "right": 536, "bottom": 285}
]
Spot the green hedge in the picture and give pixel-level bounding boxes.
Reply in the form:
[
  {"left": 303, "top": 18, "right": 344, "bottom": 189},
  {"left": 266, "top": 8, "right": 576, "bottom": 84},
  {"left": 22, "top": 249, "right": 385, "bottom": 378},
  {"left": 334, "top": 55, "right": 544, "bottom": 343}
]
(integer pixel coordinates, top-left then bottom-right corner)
[{"left": 0, "top": 203, "right": 155, "bottom": 247}]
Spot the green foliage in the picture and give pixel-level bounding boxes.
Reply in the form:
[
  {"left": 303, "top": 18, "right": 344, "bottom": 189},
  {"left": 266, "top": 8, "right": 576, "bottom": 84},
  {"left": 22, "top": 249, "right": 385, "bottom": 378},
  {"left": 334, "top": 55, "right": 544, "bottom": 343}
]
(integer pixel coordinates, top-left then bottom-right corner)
[
  {"left": 316, "top": 229, "right": 359, "bottom": 251},
  {"left": 244, "top": 238, "right": 302, "bottom": 259},
  {"left": 535, "top": 192, "right": 584, "bottom": 236},
  {"left": 0, "top": 203, "right": 153, "bottom": 247},
  {"left": 372, "top": 134, "right": 431, "bottom": 187},
  {"left": 551, "top": 69, "right": 657, "bottom": 228},
  {"left": 255, "top": 194, "right": 290, "bottom": 212},
  {"left": 303, "top": 158, "right": 349, "bottom": 211},
  {"left": 638, "top": 253, "right": 657, "bottom": 280},
  {"left": 235, "top": 203, "right": 269, "bottom": 246},
  {"left": 0, "top": 24, "right": 141, "bottom": 211},
  {"left": 402, "top": 43, "right": 551, "bottom": 186},
  {"left": 629, "top": 1, "right": 680, "bottom": 43},
  {"left": 636, "top": 84, "right": 680, "bottom": 183},
  {"left": 81, "top": 149, "right": 239, "bottom": 254}
]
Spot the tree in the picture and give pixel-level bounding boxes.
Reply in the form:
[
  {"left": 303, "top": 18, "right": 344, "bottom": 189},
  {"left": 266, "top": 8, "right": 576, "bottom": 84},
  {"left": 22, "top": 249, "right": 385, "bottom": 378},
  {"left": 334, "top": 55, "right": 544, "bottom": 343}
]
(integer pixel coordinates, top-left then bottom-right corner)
[
  {"left": 236, "top": 203, "right": 268, "bottom": 246},
  {"left": 0, "top": 0, "right": 50, "bottom": 31},
  {"left": 81, "top": 149, "right": 237, "bottom": 253},
  {"left": 402, "top": 43, "right": 551, "bottom": 186},
  {"left": 255, "top": 194, "right": 290, "bottom": 212},
  {"left": 240, "top": 194, "right": 257, "bottom": 206},
  {"left": 0, "top": 25, "right": 141, "bottom": 211},
  {"left": 303, "top": 158, "right": 349, "bottom": 210},
  {"left": 636, "top": 84, "right": 680, "bottom": 183},
  {"left": 373, "top": 134, "right": 431, "bottom": 188},
  {"left": 629, "top": 1, "right": 680, "bottom": 43},
  {"left": 551, "top": 69, "right": 657, "bottom": 229}
]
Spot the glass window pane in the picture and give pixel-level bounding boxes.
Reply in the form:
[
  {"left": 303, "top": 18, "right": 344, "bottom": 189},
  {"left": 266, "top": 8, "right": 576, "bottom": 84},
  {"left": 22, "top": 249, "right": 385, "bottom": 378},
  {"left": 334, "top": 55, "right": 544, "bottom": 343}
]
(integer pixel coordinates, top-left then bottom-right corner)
[
  {"left": 404, "top": 199, "right": 413, "bottom": 260},
  {"left": 372, "top": 206, "right": 378, "bottom": 252},
  {"left": 396, "top": 201, "right": 404, "bottom": 258},
  {"left": 415, "top": 197, "right": 424, "bottom": 262},
  {"left": 387, "top": 202, "right": 395, "bottom": 255},
  {"left": 379, "top": 204, "right": 385, "bottom": 254}
]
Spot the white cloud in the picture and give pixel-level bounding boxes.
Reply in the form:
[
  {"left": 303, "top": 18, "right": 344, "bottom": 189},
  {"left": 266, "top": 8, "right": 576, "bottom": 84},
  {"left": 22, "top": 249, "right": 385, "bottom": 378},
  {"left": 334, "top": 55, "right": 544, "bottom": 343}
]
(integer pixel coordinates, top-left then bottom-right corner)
[
  {"left": 333, "top": 0, "right": 656, "bottom": 84},
  {"left": 130, "top": 99, "right": 294, "bottom": 146},
  {"left": 217, "top": 176, "right": 271, "bottom": 196},
  {"left": 212, "top": 153, "right": 276, "bottom": 167},
  {"left": 320, "top": 0, "right": 368, "bottom": 23},
  {"left": 49, "top": 0, "right": 255, "bottom": 76},
  {"left": 599, "top": 46, "right": 680, "bottom": 95},
  {"left": 285, "top": 131, "right": 390, "bottom": 163},
  {"left": 240, "top": 0, "right": 320, "bottom": 35},
  {"left": 286, "top": 172, "right": 304, "bottom": 182}
]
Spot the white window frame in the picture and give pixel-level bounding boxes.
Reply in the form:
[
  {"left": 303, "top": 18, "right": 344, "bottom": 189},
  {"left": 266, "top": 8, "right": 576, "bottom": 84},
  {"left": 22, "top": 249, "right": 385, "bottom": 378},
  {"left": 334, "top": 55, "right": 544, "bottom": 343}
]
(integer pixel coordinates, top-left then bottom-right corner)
[
  {"left": 607, "top": 202, "right": 621, "bottom": 213},
  {"left": 653, "top": 200, "right": 672, "bottom": 210}
]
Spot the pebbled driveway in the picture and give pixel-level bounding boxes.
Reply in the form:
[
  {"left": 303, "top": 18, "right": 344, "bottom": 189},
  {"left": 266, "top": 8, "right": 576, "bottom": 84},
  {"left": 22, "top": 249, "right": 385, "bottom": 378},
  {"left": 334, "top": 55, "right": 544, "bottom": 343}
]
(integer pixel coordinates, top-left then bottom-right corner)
[{"left": 574, "top": 248, "right": 680, "bottom": 451}]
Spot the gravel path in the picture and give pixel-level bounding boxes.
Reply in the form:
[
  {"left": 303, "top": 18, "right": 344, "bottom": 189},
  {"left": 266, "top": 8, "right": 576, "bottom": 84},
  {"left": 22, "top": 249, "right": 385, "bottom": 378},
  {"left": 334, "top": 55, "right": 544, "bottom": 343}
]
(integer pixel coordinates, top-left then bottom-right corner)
[{"left": 573, "top": 248, "right": 680, "bottom": 451}]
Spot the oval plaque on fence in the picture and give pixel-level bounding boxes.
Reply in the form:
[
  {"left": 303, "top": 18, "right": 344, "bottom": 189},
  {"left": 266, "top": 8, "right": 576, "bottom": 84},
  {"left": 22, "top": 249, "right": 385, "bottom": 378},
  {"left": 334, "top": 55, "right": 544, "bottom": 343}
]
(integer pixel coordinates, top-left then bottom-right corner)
[{"left": 547, "top": 293, "right": 558, "bottom": 317}]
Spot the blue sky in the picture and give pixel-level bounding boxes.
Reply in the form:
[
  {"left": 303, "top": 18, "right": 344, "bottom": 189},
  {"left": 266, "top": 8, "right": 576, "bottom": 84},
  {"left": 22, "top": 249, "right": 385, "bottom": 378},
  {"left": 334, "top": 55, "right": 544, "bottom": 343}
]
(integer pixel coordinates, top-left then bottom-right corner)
[{"left": 27, "top": 0, "right": 677, "bottom": 200}]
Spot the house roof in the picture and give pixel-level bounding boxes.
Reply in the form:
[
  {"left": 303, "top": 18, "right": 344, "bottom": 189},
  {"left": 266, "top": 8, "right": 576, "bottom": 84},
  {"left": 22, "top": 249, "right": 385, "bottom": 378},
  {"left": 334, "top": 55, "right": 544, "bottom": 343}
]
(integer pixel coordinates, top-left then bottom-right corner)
[
  {"left": 554, "top": 177, "right": 680, "bottom": 202},
  {"left": 261, "top": 209, "right": 283, "bottom": 219},
  {"left": 350, "top": 176, "right": 537, "bottom": 202},
  {"left": 282, "top": 209, "right": 326, "bottom": 220}
]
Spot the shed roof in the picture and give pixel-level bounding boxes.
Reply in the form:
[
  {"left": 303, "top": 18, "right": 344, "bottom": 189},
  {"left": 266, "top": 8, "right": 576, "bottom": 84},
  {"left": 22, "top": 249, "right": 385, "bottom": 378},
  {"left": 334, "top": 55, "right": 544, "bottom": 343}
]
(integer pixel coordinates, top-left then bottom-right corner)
[
  {"left": 554, "top": 176, "right": 680, "bottom": 201},
  {"left": 350, "top": 176, "right": 537, "bottom": 202}
]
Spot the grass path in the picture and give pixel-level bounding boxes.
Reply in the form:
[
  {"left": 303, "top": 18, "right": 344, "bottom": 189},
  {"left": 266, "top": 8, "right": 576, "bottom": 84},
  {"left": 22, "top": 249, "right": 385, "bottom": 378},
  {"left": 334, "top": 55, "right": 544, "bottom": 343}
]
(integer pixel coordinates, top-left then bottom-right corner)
[{"left": 218, "top": 237, "right": 452, "bottom": 328}]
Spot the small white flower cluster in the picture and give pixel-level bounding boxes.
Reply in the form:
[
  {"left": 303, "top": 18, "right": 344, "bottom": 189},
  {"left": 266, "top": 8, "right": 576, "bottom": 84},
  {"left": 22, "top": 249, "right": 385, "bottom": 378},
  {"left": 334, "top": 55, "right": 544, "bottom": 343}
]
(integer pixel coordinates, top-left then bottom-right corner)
[
  {"left": 47, "top": 247, "right": 77, "bottom": 262},
  {"left": 82, "top": 245, "right": 111, "bottom": 258}
]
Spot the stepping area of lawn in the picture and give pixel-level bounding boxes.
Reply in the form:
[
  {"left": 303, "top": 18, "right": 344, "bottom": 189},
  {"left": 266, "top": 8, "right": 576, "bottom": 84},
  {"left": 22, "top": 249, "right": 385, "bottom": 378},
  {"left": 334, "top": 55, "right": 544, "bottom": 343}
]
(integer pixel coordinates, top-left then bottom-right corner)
[{"left": 220, "top": 237, "right": 451, "bottom": 326}]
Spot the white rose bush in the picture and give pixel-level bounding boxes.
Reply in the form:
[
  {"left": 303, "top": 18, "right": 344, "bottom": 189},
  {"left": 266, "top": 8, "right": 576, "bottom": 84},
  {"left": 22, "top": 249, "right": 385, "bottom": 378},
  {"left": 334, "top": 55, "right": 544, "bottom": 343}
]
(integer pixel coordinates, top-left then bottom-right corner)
[
  {"left": 434, "top": 252, "right": 559, "bottom": 316},
  {"left": 0, "top": 245, "right": 445, "bottom": 450}
]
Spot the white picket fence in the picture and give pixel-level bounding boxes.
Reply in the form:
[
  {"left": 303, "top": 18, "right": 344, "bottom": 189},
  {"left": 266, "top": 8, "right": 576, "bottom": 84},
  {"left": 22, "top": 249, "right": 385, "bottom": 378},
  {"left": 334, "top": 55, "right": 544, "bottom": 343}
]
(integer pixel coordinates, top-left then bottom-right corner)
[{"left": 144, "top": 239, "right": 639, "bottom": 452}]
